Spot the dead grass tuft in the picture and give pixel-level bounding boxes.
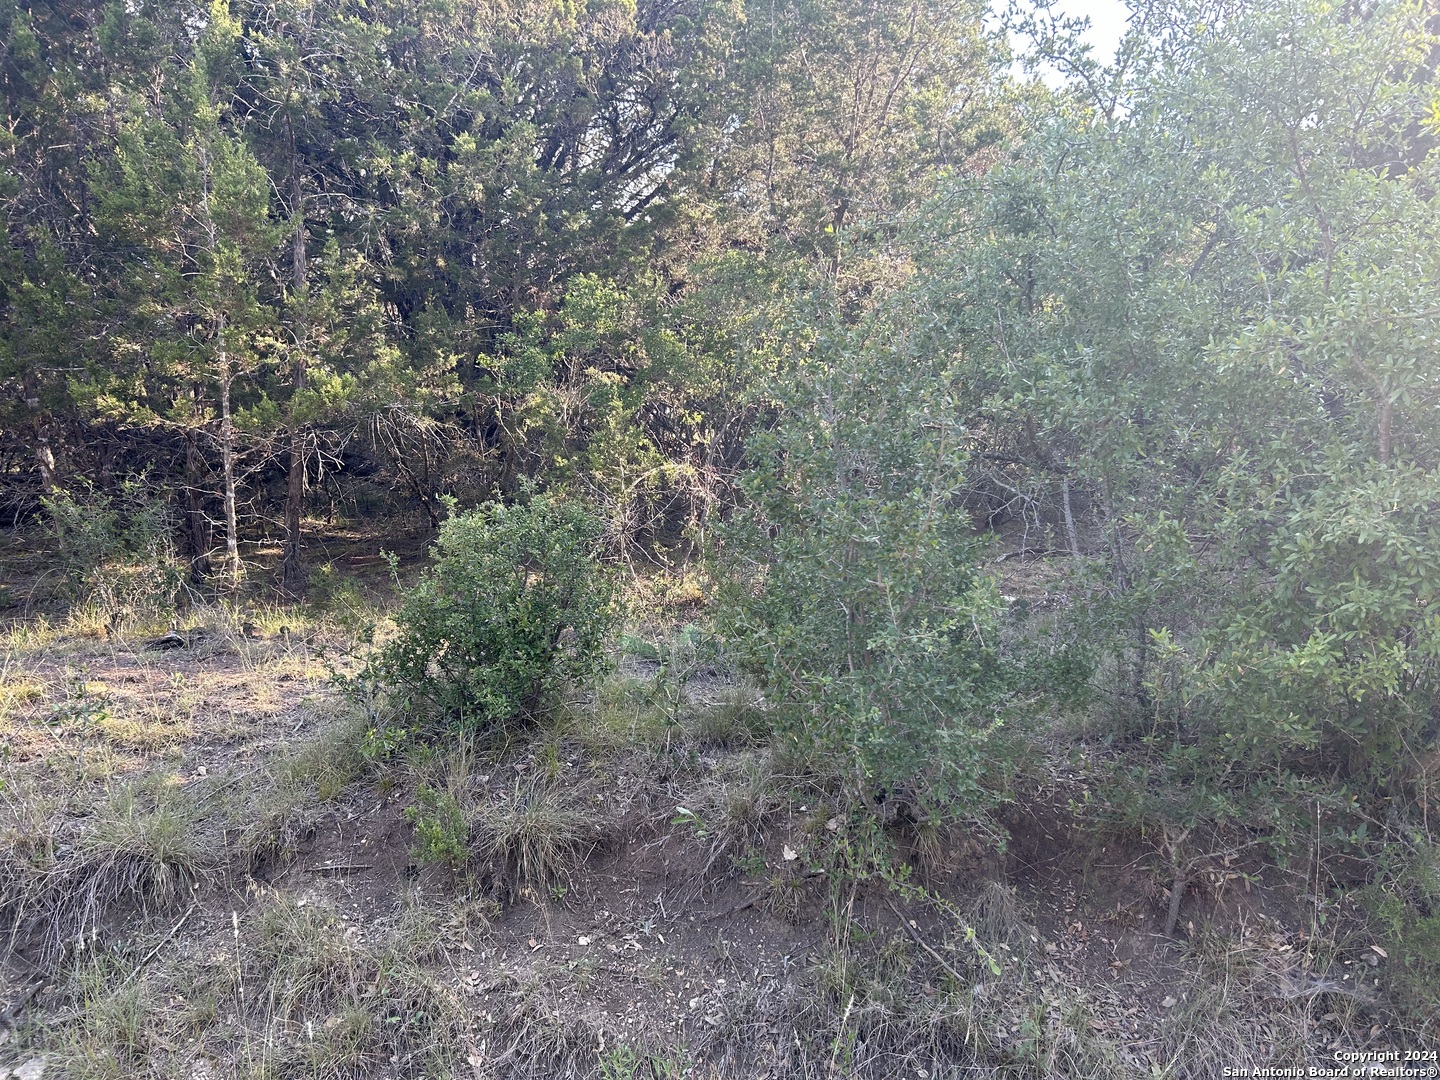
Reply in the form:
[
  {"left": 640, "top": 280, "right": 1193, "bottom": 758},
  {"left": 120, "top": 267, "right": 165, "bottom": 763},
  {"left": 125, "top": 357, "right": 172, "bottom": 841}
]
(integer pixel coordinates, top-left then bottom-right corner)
[
  {"left": 0, "top": 771, "right": 210, "bottom": 967},
  {"left": 240, "top": 894, "right": 468, "bottom": 1079},
  {"left": 93, "top": 713, "right": 192, "bottom": 750},
  {"left": 969, "top": 878, "right": 1028, "bottom": 946},
  {"left": 471, "top": 777, "right": 596, "bottom": 897}
]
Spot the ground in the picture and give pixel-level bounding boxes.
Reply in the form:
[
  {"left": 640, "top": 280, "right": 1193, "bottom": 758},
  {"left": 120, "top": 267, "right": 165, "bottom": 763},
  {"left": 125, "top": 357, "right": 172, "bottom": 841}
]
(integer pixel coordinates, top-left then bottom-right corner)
[{"left": 0, "top": 534, "right": 1427, "bottom": 1079}]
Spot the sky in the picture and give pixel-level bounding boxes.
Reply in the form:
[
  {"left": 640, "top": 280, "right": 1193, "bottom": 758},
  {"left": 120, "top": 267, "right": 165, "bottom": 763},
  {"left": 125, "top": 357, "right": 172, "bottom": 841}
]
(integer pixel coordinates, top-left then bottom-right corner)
[
  {"left": 1003, "top": 0, "right": 1133, "bottom": 80},
  {"left": 1057, "top": 0, "right": 1131, "bottom": 64}
]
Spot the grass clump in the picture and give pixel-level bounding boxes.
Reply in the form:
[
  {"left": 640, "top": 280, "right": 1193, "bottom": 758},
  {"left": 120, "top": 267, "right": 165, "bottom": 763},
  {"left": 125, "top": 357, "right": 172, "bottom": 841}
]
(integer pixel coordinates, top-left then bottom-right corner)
[
  {"left": 472, "top": 777, "right": 595, "bottom": 897},
  {"left": 253, "top": 898, "right": 370, "bottom": 1020},
  {"left": 245, "top": 895, "right": 466, "bottom": 1078},
  {"left": 0, "top": 775, "right": 210, "bottom": 967},
  {"left": 1361, "top": 838, "right": 1440, "bottom": 1037},
  {"left": 689, "top": 687, "right": 770, "bottom": 749},
  {"left": 77, "top": 780, "right": 205, "bottom": 907},
  {"left": 46, "top": 955, "right": 157, "bottom": 1079}
]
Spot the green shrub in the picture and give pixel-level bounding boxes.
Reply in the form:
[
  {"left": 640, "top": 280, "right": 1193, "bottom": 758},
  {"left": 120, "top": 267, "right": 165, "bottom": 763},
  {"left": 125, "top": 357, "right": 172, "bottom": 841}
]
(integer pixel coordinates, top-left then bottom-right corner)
[
  {"left": 42, "top": 479, "right": 183, "bottom": 621},
  {"left": 404, "top": 785, "right": 469, "bottom": 872},
  {"left": 367, "top": 495, "right": 618, "bottom": 732},
  {"left": 715, "top": 340, "right": 1014, "bottom": 820}
]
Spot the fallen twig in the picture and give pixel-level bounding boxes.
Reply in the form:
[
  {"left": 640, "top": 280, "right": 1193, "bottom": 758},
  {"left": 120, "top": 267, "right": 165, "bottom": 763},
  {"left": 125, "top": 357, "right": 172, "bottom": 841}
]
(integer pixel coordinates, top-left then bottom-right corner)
[
  {"left": 306, "top": 863, "right": 374, "bottom": 875},
  {"left": 885, "top": 898, "right": 968, "bottom": 985},
  {"left": 126, "top": 903, "right": 197, "bottom": 984},
  {"left": 705, "top": 895, "right": 757, "bottom": 922}
]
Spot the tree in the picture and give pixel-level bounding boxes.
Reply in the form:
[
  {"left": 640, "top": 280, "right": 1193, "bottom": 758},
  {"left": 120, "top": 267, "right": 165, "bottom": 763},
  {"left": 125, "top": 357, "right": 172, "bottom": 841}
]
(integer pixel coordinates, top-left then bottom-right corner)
[
  {"left": 897, "top": 0, "right": 1440, "bottom": 834},
  {"left": 705, "top": 0, "right": 1004, "bottom": 281},
  {"left": 82, "top": 0, "right": 282, "bottom": 581}
]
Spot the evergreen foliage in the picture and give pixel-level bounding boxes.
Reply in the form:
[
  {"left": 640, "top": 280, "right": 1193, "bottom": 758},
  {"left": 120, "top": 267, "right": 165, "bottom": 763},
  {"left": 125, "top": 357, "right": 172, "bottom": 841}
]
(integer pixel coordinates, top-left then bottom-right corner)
[
  {"left": 4, "top": 0, "right": 1439, "bottom": 992},
  {"left": 368, "top": 496, "right": 617, "bottom": 732}
]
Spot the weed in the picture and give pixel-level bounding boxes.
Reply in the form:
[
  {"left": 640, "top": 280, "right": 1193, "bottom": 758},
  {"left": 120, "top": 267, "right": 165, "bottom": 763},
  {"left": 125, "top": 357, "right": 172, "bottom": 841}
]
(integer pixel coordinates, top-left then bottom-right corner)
[
  {"left": 405, "top": 784, "right": 469, "bottom": 872},
  {"left": 670, "top": 805, "right": 710, "bottom": 841},
  {"left": 598, "top": 1043, "right": 642, "bottom": 1080}
]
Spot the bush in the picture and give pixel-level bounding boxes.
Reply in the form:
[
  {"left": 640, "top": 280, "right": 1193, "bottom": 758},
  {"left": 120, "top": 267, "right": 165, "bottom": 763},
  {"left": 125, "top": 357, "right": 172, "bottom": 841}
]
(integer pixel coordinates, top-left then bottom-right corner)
[
  {"left": 715, "top": 338, "right": 1014, "bottom": 820},
  {"left": 42, "top": 479, "right": 184, "bottom": 621},
  {"left": 367, "top": 495, "right": 617, "bottom": 732},
  {"left": 404, "top": 785, "right": 469, "bottom": 873}
]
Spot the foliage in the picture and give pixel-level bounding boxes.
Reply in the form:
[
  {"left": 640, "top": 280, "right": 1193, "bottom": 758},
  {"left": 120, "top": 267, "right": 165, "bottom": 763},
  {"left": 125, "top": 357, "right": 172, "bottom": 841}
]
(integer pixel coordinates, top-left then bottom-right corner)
[
  {"left": 367, "top": 495, "right": 617, "bottom": 732},
  {"left": 891, "top": 0, "right": 1440, "bottom": 846},
  {"left": 716, "top": 317, "right": 1014, "bottom": 820},
  {"left": 1361, "top": 840, "right": 1440, "bottom": 1032},
  {"left": 41, "top": 481, "right": 184, "bottom": 620},
  {"left": 1, "top": 0, "right": 1005, "bottom": 575},
  {"left": 404, "top": 785, "right": 469, "bottom": 873}
]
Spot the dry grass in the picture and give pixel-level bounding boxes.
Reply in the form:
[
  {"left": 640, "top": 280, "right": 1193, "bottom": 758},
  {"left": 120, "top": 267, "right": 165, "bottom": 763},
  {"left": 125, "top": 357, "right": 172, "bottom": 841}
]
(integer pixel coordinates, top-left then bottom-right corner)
[
  {"left": 686, "top": 687, "right": 770, "bottom": 750},
  {"left": 471, "top": 777, "right": 597, "bottom": 896},
  {"left": 231, "top": 896, "right": 467, "bottom": 1080},
  {"left": 43, "top": 954, "right": 158, "bottom": 1079},
  {"left": 16, "top": 777, "right": 211, "bottom": 966},
  {"left": 0, "top": 582, "right": 1430, "bottom": 1080},
  {"left": 251, "top": 898, "right": 371, "bottom": 1020}
]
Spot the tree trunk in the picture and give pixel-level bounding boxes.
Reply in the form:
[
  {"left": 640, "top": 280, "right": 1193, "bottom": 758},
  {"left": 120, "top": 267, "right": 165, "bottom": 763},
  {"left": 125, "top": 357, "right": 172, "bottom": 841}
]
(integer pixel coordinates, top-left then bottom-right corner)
[
  {"left": 184, "top": 424, "right": 212, "bottom": 582},
  {"left": 282, "top": 133, "right": 308, "bottom": 591},
  {"left": 198, "top": 143, "right": 241, "bottom": 582},
  {"left": 1062, "top": 478, "right": 1080, "bottom": 557},
  {"left": 23, "top": 369, "right": 57, "bottom": 492},
  {"left": 218, "top": 332, "right": 241, "bottom": 581}
]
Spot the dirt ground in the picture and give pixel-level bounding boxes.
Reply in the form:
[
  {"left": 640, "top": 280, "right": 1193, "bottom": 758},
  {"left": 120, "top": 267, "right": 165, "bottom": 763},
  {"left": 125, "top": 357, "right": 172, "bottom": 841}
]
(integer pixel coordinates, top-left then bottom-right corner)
[{"left": 0, "top": 537, "right": 1424, "bottom": 1079}]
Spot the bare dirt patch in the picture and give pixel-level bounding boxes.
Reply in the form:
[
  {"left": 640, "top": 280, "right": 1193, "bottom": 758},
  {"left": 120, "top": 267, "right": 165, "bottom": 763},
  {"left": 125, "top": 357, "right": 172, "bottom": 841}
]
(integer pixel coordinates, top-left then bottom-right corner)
[{"left": 0, "top": 611, "right": 1422, "bottom": 1079}]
